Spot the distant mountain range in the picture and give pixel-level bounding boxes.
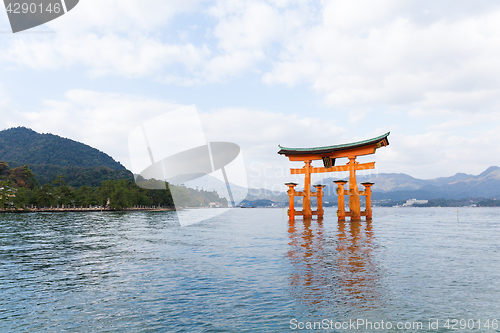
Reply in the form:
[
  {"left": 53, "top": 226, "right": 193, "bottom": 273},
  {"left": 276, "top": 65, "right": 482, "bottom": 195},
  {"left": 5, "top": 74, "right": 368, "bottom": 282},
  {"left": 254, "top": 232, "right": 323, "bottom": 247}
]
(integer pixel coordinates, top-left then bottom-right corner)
[
  {"left": 318, "top": 166, "right": 500, "bottom": 202},
  {"left": 182, "top": 173, "right": 288, "bottom": 203},
  {"left": 171, "top": 166, "right": 500, "bottom": 203}
]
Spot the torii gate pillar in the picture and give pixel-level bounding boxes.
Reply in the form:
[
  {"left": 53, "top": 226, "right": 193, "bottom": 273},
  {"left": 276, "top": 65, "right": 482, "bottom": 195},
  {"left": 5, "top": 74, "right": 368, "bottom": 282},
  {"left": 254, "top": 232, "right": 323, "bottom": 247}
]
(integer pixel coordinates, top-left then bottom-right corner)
[
  {"left": 334, "top": 180, "right": 347, "bottom": 220},
  {"left": 361, "top": 182, "right": 374, "bottom": 220},
  {"left": 348, "top": 157, "right": 361, "bottom": 221}
]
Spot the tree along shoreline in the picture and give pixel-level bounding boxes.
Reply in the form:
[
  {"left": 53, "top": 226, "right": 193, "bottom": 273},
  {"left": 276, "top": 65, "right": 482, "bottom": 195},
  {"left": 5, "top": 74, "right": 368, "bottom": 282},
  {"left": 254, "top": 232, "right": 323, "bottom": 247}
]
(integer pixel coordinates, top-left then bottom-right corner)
[
  {"left": 0, "top": 162, "right": 228, "bottom": 210},
  {"left": 0, "top": 205, "right": 176, "bottom": 213}
]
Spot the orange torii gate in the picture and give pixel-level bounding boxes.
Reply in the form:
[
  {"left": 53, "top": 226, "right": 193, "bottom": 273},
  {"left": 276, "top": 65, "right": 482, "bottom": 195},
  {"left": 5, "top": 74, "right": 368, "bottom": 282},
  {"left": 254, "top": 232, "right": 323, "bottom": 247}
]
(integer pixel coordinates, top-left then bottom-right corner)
[{"left": 278, "top": 132, "right": 389, "bottom": 221}]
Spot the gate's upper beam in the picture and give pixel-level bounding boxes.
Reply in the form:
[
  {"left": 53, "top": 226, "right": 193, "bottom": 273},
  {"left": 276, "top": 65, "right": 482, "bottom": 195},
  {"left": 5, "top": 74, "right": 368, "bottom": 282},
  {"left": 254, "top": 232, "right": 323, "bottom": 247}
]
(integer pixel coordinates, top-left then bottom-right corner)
[{"left": 278, "top": 132, "right": 389, "bottom": 161}]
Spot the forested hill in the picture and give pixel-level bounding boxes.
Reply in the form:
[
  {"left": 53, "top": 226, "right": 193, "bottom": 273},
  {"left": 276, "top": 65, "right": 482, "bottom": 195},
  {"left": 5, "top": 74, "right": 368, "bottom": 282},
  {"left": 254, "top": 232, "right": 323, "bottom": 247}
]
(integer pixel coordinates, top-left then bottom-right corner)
[{"left": 0, "top": 127, "right": 125, "bottom": 169}]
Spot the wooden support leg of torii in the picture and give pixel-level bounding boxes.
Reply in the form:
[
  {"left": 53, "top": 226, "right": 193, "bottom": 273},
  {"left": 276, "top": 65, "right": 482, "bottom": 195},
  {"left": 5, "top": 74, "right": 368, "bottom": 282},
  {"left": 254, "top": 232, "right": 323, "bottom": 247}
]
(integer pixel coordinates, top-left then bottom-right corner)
[
  {"left": 334, "top": 180, "right": 347, "bottom": 221},
  {"left": 361, "top": 182, "right": 374, "bottom": 220},
  {"left": 348, "top": 157, "right": 361, "bottom": 221},
  {"left": 334, "top": 180, "right": 375, "bottom": 222},
  {"left": 313, "top": 184, "right": 326, "bottom": 219},
  {"left": 286, "top": 181, "right": 325, "bottom": 220},
  {"left": 285, "top": 182, "right": 298, "bottom": 221},
  {"left": 302, "top": 160, "right": 312, "bottom": 218}
]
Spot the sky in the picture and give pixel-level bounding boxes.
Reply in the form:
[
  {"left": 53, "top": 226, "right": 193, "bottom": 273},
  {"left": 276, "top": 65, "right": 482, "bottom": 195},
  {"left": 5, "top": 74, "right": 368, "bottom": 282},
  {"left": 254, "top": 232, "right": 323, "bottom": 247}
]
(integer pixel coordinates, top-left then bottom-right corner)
[{"left": 1, "top": 0, "right": 500, "bottom": 191}]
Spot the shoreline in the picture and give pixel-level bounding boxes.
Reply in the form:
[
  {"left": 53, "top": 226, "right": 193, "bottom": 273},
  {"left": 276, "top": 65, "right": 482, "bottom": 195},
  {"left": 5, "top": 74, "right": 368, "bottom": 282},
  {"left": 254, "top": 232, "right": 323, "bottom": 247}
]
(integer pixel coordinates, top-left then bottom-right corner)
[{"left": 0, "top": 206, "right": 176, "bottom": 213}]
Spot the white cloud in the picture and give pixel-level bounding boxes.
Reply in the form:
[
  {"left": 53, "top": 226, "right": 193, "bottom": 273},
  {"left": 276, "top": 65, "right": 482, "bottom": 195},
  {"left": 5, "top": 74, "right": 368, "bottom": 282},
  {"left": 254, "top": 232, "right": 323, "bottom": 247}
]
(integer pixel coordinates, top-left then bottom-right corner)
[
  {"left": 374, "top": 126, "right": 500, "bottom": 179},
  {"left": 263, "top": 1, "right": 500, "bottom": 114},
  {"left": 199, "top": 107, "right": 346, "bottom": 161},
  {"left": 1, "top": 0, "right": 212, "bottom": 80},
  {"left": 211, "top": 1, "right": 282, "bottom": 52},
  {"left": 0, "top": 0, "right": 316, "bottom": 82},
  {"left": 3, "top": 0, "right": 500, "bottom": 110},
  {"left": 4, "top": 90, "right": 184, "bottom": 169},
  {"left": 1, "top": 33, "right": 208, "bottom": 78},
  {"left": 427, "top": 113, "right": 500, "bottom": 131},
  {"left": 49, "top": 0, "right": 204, "bottom": 33},
  {"left": 0, "top": 84, "right": 9, "bottom": 108},
  {"left": 194, "top": 0, "right": 315, "bottom": 81}
]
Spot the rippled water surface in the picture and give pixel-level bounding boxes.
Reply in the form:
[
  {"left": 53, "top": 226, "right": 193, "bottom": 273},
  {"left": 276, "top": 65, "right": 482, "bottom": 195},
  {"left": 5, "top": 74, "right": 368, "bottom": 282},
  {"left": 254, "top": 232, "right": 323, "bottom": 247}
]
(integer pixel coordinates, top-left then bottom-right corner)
[{"left": 1, "top": 207, "right": 500, "bottom": 332}]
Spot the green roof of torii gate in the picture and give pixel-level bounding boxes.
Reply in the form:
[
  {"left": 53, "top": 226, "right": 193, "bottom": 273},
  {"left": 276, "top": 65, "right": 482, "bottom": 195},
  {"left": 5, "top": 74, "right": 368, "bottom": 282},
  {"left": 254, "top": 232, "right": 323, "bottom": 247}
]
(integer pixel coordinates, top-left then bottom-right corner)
[{"left": 278, "top": 132, "right": 390, "bottom": 156}]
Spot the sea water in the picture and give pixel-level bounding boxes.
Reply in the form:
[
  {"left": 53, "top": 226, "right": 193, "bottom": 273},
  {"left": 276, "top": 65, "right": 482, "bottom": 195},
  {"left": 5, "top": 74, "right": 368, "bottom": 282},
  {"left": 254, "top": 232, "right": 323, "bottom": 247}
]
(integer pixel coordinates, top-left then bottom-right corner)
[{"left": 1, "top": 207, "right": 499, "bottom": 332}]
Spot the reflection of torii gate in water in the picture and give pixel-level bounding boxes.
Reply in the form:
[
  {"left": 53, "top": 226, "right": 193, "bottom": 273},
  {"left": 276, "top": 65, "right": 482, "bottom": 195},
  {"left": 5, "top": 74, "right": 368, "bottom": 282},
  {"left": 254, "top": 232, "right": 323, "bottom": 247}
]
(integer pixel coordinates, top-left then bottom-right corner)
[{"left": 278, "top": 132, "right": 390, "bottom": 221}]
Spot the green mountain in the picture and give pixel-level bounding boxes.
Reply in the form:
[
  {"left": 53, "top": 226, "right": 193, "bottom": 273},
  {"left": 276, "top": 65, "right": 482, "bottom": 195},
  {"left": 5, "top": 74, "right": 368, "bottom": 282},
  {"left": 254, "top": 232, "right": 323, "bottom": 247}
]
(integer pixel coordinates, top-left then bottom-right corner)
[
  {"left": 0, "top": 127, "right": 228, "bottom": 209},
  {"left": 21, "top": 164, "right": 134, "bottom": 188},
  {"left": 0, "top": 127, "right": 125, "bottom": 169}
]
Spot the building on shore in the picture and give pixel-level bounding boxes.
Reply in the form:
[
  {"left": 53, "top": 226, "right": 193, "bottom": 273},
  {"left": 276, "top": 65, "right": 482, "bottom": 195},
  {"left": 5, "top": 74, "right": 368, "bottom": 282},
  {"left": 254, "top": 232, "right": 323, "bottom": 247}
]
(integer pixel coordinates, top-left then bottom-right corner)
[{"left": 403, "top": 199, "right": 429, "bottom": 206}]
